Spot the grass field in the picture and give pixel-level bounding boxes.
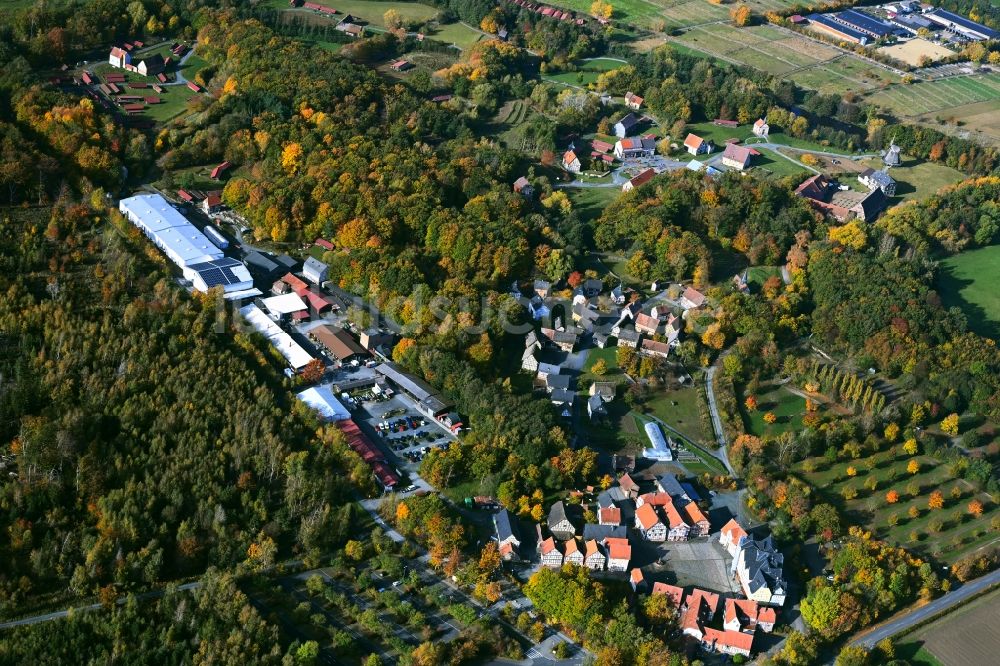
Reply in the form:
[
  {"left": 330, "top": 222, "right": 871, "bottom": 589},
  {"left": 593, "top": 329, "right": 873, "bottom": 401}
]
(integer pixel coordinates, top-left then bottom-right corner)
[
  {"left": 857, "top": 157, "right": 964, "bottom": 202},
  {"left": 547, "top": 0, "right": 663, "bottom": 24},
  {"left": 898, "top": 586, "right": 1000, "bottom": 666},
  {"left": 793, "top": 449, "right": 1000, "bottom": 563},
  {"left": 754, "top": 148, "right": 812, "bottom": 178},
  {"left": 544, "top": 57, "right": 626, "bottom": 87},
  {"left": 565, "top": 186, "right": 620, "bottom": 223},
  {"left": 866, "top": 73, "right": 1000, "bottom": 117},
  {"left": 645, "top": 386, "right": 709, "bottom": 445},
  {"left": 269, "top": 0, "right": 483, "bottom": 48},
  {"left": 938, "top": 244, "right": 1000, "bottom": 339},
  {"left": 741, "top": 385, "right": 806, "bottom": 437},
  {"left": 747, "top": 266, "right": 782, "bottom": 290}
]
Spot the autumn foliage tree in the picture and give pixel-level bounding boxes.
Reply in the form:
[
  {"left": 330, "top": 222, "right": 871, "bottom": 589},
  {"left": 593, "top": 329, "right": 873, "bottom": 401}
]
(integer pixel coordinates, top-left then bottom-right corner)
[
  {"left": 928, "top": 491, "right": 944, "bottom": 510},
  {"left": 969, "top": 499, "right": 984, "bottom": 517},
  {"left": 886, "top": 490, "right": 899, "bottom": 504}
]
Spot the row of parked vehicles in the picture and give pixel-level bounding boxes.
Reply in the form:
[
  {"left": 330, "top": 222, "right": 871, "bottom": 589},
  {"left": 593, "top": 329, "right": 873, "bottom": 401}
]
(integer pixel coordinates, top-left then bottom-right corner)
[{"left": 377, "top": 416, "right": 424, "bottom": 433}]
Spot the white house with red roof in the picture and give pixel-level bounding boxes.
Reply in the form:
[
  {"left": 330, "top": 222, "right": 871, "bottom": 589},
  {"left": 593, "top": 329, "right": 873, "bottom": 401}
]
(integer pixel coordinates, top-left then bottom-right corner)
[
  {"left": 605, "top": 537, "right": 631, "bottom": 571},
  {"left": 684, "top": 133, "right": 712, "bottom": 155},
  {"left": 722, "top": 143, "right": 754, "bottom": 171},
  {"left": 635, "top": 503, "right": 667, "bottom": 542},
  {"left": 753, "top": 117, "right": 769, "bottom": 138},
  {"left": 624, "top": 91, "right": 644, "bottom": 110},
  {"left": 630, "top": 568, "right": 645, "bottom": 591},
  {"left": 719, "top": 518, "right": 748, "bottom": 558},
  {"left": 584, "top": 539, "right": 606, "bottom": 570},
  {"left": 598, "top": 505, "right": 621, "bottom": 526},
  {"left": 539, "top": 537, "right": 564, "bottom": 568},
  {"left": 563, "top": 538, "right": 584, "bottom": 566},
  {"left": 682, "top": 502, "right": 711, "bottom": 537},
  {"left": 679, "top": 286, "right": 706, "bottom": 310},
  {"left": 562, "top": 150, "right": 581, "bottom": 173},
  {"left": 723, "top": 597, "right": 776, "bottom": 634},
  {"left": 109, "top": 47, "right": 132, "bottom": 68}
]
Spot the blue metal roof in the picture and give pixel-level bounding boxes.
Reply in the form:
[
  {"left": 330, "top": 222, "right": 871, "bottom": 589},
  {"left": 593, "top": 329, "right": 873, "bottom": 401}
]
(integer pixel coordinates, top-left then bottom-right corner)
[
  {"left": 837, "top": 9, "right": 893, "bottom": 37},
  {"left": 808, "top": 14, "right": 869, "bottom": 43},
  {"left": 928, "top": 8, "right": 999, "bottom": 39}
]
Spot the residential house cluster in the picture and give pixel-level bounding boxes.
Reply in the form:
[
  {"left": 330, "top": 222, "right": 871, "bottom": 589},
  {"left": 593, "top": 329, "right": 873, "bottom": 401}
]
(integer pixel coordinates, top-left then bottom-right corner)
[
  {"left": 539, "top": 500, "right": 632, "bottom": 572},
  {"left": 504, "top": 0, "right": 589, "bottom": 25},
  {"left": 653, "top": 583, "right": 775, "bottom": 658},
  {"left": 634, "top": 475, "right": 710, "bottom": 542}
]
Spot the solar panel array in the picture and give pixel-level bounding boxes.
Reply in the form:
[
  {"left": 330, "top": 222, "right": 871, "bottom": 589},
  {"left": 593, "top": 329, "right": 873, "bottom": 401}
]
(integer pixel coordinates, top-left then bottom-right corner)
[{"left": 188, "top": 257, "right": 246, "bottom": 287}]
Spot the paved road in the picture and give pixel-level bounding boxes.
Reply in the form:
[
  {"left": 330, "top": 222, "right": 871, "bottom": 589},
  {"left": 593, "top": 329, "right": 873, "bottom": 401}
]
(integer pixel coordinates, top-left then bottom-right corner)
[
  {"left": 0, "top": 581, "right": 201, "bottom": 630},
  {"left": 850, "top": 569, "right": 1000, "bottom": 649}
]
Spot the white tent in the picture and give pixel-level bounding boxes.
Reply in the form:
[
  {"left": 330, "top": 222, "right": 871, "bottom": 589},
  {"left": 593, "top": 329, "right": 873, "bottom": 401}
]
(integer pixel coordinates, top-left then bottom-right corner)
[{"left": 297, "top": 385, "right": 351, "bottom": 421}]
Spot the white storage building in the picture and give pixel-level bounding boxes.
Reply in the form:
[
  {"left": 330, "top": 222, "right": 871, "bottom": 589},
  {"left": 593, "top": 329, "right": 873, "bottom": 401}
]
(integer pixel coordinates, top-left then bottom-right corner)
[
  {"left": 119, "top": 193, "right": 224, "bottom": 267},
  {"left": 239, "top": 303, "right": 314, "bottom": 371},
  {"left": 297, "top": 386, "right": 351, "bottom": 421},
  {"left": 642, "top": 421, "right": 673, "bottom": 461},
  {"left": 261, "top": 292, "right": 308, "bottom": 316}
]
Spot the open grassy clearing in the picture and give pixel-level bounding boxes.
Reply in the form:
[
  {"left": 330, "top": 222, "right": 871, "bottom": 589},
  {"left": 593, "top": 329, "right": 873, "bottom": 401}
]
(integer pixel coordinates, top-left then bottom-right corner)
[
  {"left": 565, "top": 185, "right": 620, "bottom": 224},
  {"left": 898, "top": 583, "right": 1000, "bottom": 666},
  {"left": 545, "top": 57, "right": 626, "bottom": 86},
  {"left": 143, "top": 86, "right": 200, "bottom": 122},
  {"left": 867, "top": 72, "right": 1000, "bottom": 117},
  {"left": 914, "top": 99, "right": 1000, "bottom": 144},
  {"left": 747, "top": 266, "right": 781, "bottom": 289},
  {"left": 856, "top": 157, "right": 964, "bottom": 203},
  {"left": 754, "top": 148, "right": 813, "bottom": 178},
  {"left": 741, "top": 385, "right": 806, "bottom": 437},
  {"left": 578, "top": 345, "right": 624, "bottom": 387},
  {"left": 659, "top": 0, "right": 729, "bottom": 30},
  {"left": 547, "top": 0, "right": 662, "bottom": 23},
  {"left": 793, "top": 450, "right": 1000, "bottom": 563},
  {"left": 938, "top": 244, "right": 1000, "bottom": 339},
  {"left": 644, "top": 386, "right": 709, "bottom": 445}
]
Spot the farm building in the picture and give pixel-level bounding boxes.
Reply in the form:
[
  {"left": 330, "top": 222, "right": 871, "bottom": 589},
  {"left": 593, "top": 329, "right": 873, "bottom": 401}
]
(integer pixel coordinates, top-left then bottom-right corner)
[
  {"left": 108, "top": 47, "right": 131, "bottom": 68},
  {"left": 622, "top": 168, "right": 656, "bottom": 193},
  {"left": 806, "top": 13, "right": 870, "bottom": 44},
  {"left": 389, "top": 59, "right": 412, "bottom": 71},
  {"left": 202, "top": 192, "right": 224, "bottom": 214},
  {"left": 210, "top": 161, "right": 231, "bottom": 179},
  {"left": 831, "top": 9, "right": 894, "bottom": 39},
  {"left": 137, "top": 54, "right": 165, "bottom": 76},
  {"left": 513, "top": 176, "right": 534, "bottom": 197},
  {"left": 925, "top": 8, "right": 998, "bottom": 40},
  {"left": 261, "top": 292, "right": 309, "bottom": 318},
  {"left": 721, "top": 143, "right": 754, "bottom": 171},
  {"left": 614, "top": 137, "right": 655, "bottom": 160},
  {"left": 613, "top": 112, "right": 640, "bottom": 138},
  {"left": 624, "top": 91, "right": 643, "bottom": 110}
]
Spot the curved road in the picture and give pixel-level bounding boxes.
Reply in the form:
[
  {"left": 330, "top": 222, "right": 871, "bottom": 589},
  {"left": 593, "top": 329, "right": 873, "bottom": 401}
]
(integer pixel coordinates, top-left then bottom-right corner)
[{"left": 850, "top": 569, "right": 1000, "bottom": 649}]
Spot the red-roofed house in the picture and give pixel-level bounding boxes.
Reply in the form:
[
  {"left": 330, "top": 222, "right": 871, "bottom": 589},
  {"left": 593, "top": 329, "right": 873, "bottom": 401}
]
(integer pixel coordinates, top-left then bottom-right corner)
[
  {"left": 210, "top": 161, "right": 231, "bottom": 180},
  {"left": 144, "top": 96, "right": 160, "bottom": 104},
  {"left": 700, "top": 627, "right": 754, "bottom": 658},
  {"left": 109, "top": 47, "right": 131, "bottom": 68},
  {"left": 624, "top": 91, "right": 644, "bottom": 110},
  {"left": 540, "top": 537, "right": 564, "bottom": 568},
  {"left": 157, "top": 73, "right": 168, "bottom": 83},
  {"left": 187, "top": 81, "right": 201, "bottom": 93},
  {"left": 634, "top": 312, "right": 661, "bottom": 335},
  {"left": 662, "top": 500, "right": 690, "bottom": 541},
  {"left": 635, "top": 503, "right": 667, "bottom": 542},
  {"left": 753, "top": 118, "right": 770, "bottom": 138},
  {"left": 563, "top": 537, "right": 584, "bottom": 566},
  {"left": 679, "top": 286, "right": 706, "bottom": 310},
  {"left": 722, "top": 143, "right": 754, "bottom": 171},
  {"left": 622, "top": 167, "right": 656, "bottom": 193},
  {"left": 724, "top": 597, "right": 776, "bottom": 633},
  {"left": 719, "top": 518, "right": 748, "bottom": 558},
  {"left": 619, "top": 473, "right": 639, "bottom": 499},
  {"left": 605, "top": 537, "right": 630, "bottom": 571},
  {"left": 684, "top": 133, "right": 712, "bottom": 155},
  {"left": 315, "top": 238, "right": 335, "bottom": 250},
  {"left": 598, "top": 506, "right": 621, "bottom": 526},
  {"left": 630, "top": 568, "right": 645, "bottom": 591},
  {"left": 584, "top": 539, "right": 606, "bottom": 570},
  {"left": 682, "top": 502, "right": 710, "bottom": 537},
  {"left": 177, "top": 189, "right": 195, "bottom": 203},
  {"left": 201, "top": 192, "right": 223, "bottom": 214},
  {"left": 651, "top": 582, "right": 685, "bottom": 609},
  {"left": 562, "top": 150, "right": 581, "bottom": 173}
]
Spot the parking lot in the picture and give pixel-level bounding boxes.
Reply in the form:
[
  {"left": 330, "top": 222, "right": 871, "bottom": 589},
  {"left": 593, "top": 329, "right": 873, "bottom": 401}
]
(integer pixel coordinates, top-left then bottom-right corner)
[
  {"left": 354, "top": 393, "right": 456, "bottom": 467},
  {"left": 651, "top": 538, "right": 741, "bottom": 595}
]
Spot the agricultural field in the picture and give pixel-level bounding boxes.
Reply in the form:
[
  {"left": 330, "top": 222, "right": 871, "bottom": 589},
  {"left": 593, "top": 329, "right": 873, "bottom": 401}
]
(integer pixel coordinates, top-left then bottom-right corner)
[
  {"left": 657, "top": 0, "right": 729, "bottom": 31},
  {"left": 793, "top": 450, "right": 1000, "bottom": 563},
  {"left": 898, "top": 587, "right": 1000, "bottom": 666},
  {"left": 547, "top": 0, "right": 663, "bottom": 24},
  {"left": 938, "top": 244, "right": 1000, "bottom": 339},
  {"left": 866, "top": 72, "right": 1000, "bottom": 118},
  {"left": 671, "top": 23, "right": 900, "bottom": 94}
]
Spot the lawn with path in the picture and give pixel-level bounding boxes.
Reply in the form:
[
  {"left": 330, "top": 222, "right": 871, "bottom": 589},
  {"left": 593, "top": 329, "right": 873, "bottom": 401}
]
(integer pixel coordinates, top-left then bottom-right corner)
[{"left": 741, "top": 385, "right": 806, "bottom": 437}]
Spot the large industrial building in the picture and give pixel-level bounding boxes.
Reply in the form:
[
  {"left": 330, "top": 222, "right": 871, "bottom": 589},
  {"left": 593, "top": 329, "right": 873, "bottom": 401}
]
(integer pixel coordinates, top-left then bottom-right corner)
[
  {"left": 925, "top": 8, "right": 999, "bottom": 41},
  {"left": 238, "top": 303, "right": 314, "bottom": 372},
  {"left": 119, "top": 193, "right": 259, "bottom": 299},
  {"left": 297, "top": 385, "right": 352, "bottom": 421}
]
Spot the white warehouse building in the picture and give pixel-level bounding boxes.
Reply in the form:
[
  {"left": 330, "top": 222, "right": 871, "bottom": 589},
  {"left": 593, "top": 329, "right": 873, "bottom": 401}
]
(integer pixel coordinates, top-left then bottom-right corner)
[
  {"left": 119, "top": 193, "right": 259, "bottom": 299},
  {"left": 239, "top": 303, "right": 314, "bottom": 372}
]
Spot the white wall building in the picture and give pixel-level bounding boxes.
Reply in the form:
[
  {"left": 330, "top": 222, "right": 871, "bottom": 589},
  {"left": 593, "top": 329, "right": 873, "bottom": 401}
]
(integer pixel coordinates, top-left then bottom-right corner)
[
  {"left": 119, "top": 193, "right": 223, "bottom": 267},
  {"left": 297, "top": 386, "right": 351, "bottom": 421},
  {"left": 239, "top": 303, "right": 314, "bottom": 371}
]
